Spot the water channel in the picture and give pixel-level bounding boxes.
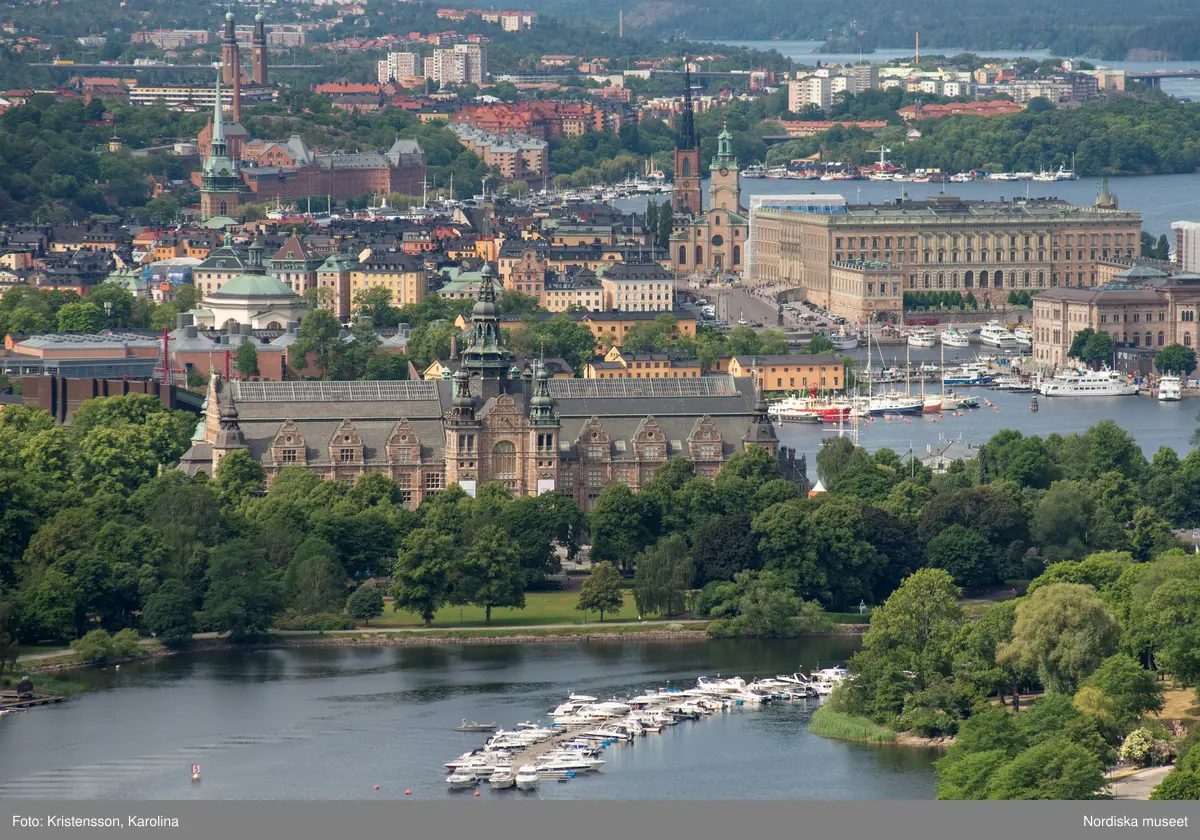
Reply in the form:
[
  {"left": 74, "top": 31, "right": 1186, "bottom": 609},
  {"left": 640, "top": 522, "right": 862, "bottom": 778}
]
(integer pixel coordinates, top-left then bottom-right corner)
[{"left": 0, "top": 640, "right": 938, "bottom": 800}]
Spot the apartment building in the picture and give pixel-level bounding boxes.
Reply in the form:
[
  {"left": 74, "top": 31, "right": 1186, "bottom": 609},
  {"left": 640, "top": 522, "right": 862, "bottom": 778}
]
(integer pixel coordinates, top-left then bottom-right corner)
[
  {"left": 584, "top": 346, "right": 703, "bottom": 379},
  {"left": 597, "top": 262, "right": 675, "bottom": 313},
  {"left": 1172, "top": 221, "right": 1200, "bottom": 271},
  {"left": 828, "top": 260, "right": 904, "bottom": 323},
  {"left": 726, "top": 354, "right": 846, "bottom": 393},
  {"left": 349, "top": 248, "right": 426, "bottom": 307},
  {"left": 378, "top": 51, "right": 418, "bottom": 84},
  {"left": 748, "top": 194, "right": 1142, "bottom": 308},
  {"left": 447, "top": 123, "right": 547, "bottom": 179}
]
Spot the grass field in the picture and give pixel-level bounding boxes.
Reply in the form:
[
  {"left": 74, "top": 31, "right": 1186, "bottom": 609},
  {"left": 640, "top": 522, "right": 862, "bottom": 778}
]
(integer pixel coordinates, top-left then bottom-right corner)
[
  {"left": 371, "top": 590, "right": 673, "bottom": 628},
  {"left": 808, "top": 705, "right": 896, "bottom": 743}
]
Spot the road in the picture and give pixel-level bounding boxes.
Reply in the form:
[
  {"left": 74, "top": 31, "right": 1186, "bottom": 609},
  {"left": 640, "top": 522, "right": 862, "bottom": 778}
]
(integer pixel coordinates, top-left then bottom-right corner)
[
  {"left": 1108, "top": 765, "right": 1171, "bottom": 799},
  {"left": 706, "top": 287, "right": 793, "bottom": 329}
]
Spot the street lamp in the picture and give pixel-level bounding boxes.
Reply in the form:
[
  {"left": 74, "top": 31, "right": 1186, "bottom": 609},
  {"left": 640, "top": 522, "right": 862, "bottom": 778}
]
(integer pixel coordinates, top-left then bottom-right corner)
[{"left": 103, "top": 300, "right": 113, "bottom": 331}]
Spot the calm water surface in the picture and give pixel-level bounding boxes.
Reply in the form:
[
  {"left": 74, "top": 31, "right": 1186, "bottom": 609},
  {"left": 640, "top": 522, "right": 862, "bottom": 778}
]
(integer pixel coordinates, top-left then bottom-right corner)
[{"left": 0, "top": 641, "right": 937, "bottom": 800}]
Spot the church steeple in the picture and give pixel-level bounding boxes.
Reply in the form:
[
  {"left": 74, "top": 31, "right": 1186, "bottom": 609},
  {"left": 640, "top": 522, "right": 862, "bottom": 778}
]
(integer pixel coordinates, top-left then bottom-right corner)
[
  {"left": 676, "top": 65, "right": 696, "bottom": 152},
  {"left": 529, "top": 360, "right": 556, "bottom": 426},
  {"left": 200, "top": 71, "right": 242, "bottom": 221}
]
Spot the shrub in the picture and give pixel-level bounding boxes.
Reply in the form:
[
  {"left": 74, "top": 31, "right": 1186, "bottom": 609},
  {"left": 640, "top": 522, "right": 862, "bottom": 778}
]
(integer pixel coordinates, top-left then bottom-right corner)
[
  {"left": 898, "top": 706, "right": 959, "bottom": 738},
  {"left": 1120, "top": 727, "right": 1171, "bottom": 767},
  {"left": 110, "top": 628, "right": 142, "bottom": 658},
  {"left": 272, "top": 612, "right": 356, "bottom": 632},
  {"left": 72, "top": 629, "right": 114, "bottom": 663}
]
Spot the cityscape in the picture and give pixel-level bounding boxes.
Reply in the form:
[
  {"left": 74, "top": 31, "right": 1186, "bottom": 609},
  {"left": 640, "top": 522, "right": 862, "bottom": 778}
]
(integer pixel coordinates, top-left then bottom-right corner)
[{"left": 3, "top": 0, "right": 1200, "bottom": 822}]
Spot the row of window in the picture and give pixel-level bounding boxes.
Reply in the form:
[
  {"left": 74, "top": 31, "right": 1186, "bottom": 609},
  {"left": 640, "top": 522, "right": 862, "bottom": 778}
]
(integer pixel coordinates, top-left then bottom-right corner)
[{"left": 834, "top": 233, "right": 1135, "bottom": 249}]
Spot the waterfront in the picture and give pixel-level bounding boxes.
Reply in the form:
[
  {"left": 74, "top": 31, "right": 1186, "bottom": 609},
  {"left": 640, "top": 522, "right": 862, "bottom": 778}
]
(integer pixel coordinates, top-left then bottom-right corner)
[
  {"left": 618, "top": 173, "right": 1200, "bottom": 237},
  {"left": 720, "top": 40, "right": 1200, "bottom": 100},
  {"left": 0, "top": 641, "right": 937, "bottom": 800}
]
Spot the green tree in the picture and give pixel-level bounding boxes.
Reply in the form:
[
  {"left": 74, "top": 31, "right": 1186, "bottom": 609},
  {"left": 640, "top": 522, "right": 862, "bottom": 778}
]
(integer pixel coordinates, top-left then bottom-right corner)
[
  {"left": 985, "top": 739, "right": 1105, "bottom": 799},
  {"left": 1080, "top": 653, "right": 1163, "bottom": 731},
  {"left": 815, "top": 436, "right": 857, "bottom": 485},
  {"left": 197, "top": 539, "right": 283, "bottom": 641},
  {"left": 925, "top": 524, "right": 996, "bottom": 589},
  {"left": 1080, "top": 331, "right": 1115, "bottom": 369},
  {"left": 691, "top": 514, "right": 760, "bottom": 586},
  {"left": 632, "top": 534, "right": 693, "bottom": 618},
  {"left": 290, "top": 550, "right": 347, "bottom": 614},
  {"left": 589, "top": 484, "right": 658, "bottom": 574},
  {"left": 347, "top": 584, "right": 385, "bottom": 625},
  {"left": 1156, "top": 343, "right": 1197, "bottom": 375},
  {"left": 235, "top": 341, "right": 260, "bottom": 378},
  {"left": 1151, "top": 769, "right": 1200, "bottom": 800},
  {"left": 390, "top": 528, "right": 455, "bottom": 626},
  {"left": 73, "top": 628, "right": 117, "bottom": 663},
  {"left": 805, "top": 335, "right": 835, "bottom": 354},
  {"left": 460, "top": 524, "right": 525, "bottom": 624},
  {"left": 215, "top": 449, "right": 266, "bottom": 504},
  {"left": 56, "top": 301, "right": 103, "bottom": 333},
  {"left": 141, "top": 580, "right": 196, "bottom": 648},
  {"left": 576, "top": 560, "right": 624, "bottom": 621},
  {"left": 1148, "top": 576, "right": 1200, "bottom": 684},
  {"left": 291, "top": 308, "right": 343, "bottom": 378},
  {"left": 705, "top": 569, "right": 833, "bottom": 638},
  {"left": 998, "top": 583, "right": 1121, "bottom": 695}
]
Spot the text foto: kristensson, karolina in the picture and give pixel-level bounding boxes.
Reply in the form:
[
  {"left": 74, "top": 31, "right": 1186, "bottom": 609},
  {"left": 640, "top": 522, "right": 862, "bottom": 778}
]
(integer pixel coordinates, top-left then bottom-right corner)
[
  {"left": 13, "top": 816, "right": 180, "bottom": 828},
  {"left": 1085, "top": 816, "right": 1189, "bottom": 828}
]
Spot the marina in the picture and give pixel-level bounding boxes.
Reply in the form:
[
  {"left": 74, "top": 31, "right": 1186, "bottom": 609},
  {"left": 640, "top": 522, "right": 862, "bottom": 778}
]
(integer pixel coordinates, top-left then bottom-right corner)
[{"left": 441, "top": 674, "right": 838, "bottom": 792}]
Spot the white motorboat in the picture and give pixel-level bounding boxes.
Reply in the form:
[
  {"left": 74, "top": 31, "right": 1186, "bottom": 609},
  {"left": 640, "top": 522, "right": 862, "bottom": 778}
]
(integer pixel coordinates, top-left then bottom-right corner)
[
  {"left": 1159, "top": 374, "right": 1182, "bottom": 401},
  {"left": 489, "top": 766, "right": 516, "bottom": 790},
  {"left": 455, "top": 719, "right": 497, "bottom": 732},
  {"left": 1012, "top": 327, "right": 1032, "bottom": 347},
  {"left": 515, "top": 765, "right": 540, "bottom": 791},
  {"left": 808, "top": 667, "right": 850, "bottom": 696},
  {"left": 940, "top": 328, "right": 969, "bottom": 348},
  {"left": 907, "top": 327, "right": 937, "bottom": 348},
  {"left": 978, "top": 320, "right": 1017, "bottom": 349},
  {"left": 1039, "top": 367, "right": 1138, "bottom": 397},
  {"left": 446, "top": 771, "right": 479, "bottom": 789}
]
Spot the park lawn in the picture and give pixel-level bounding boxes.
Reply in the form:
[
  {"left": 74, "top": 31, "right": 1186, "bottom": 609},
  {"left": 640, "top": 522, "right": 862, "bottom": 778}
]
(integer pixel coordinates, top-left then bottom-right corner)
[
  {"left": 372, "top": 590, "right": 663, "bottom": 628},
  {"left": 1152, "top": 686, "right": 1200, "bottom": 723},
  {"left": 15, "top": 642, "right": 72, "bottom": 657}
]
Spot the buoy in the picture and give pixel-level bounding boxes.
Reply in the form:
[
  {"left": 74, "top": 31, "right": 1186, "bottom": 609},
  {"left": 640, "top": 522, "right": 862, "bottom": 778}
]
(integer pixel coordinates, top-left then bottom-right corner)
[
  {"left": 474, "top": 791, "right": 480, "bottom": 797},
  {"left": 375, "top": 785, "right": 380, "bottom": 790},
  {"left": 192, "top": 774, "right": 200, "bottom": 781},
  {"left": 405, "top": 789, "right": 412, "bottom": 796},
  {"left": 905, "top": 419, "right": 911, "bottom": 424}
]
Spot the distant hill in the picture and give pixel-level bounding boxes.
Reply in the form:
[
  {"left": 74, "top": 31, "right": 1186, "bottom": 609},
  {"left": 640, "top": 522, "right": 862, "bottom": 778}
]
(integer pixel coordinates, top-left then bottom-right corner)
[{"left": 497, "top": 0, "right": 1200, "bottom": 60}]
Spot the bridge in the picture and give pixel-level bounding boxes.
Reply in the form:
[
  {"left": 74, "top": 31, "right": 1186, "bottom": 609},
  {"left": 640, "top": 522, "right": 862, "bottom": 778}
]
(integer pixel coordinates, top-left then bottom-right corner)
[
  {"left": 1125, "top": 70, "right": 1200, "bottom": 86},
  {"left": 32, "top": 63, "right": 320, "bottom": 72}
]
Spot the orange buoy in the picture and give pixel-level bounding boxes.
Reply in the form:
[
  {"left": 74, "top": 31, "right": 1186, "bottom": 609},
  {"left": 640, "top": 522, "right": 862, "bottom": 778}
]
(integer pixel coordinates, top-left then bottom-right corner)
[
  {"left": 405, "top": 790, "right": 412, "bottom": 796},
  {"left": 474, "top": 791, "right": 481, "bottom": 797},
  {"left": 375, "top": 785, "right": 380, "bottom": 791}
]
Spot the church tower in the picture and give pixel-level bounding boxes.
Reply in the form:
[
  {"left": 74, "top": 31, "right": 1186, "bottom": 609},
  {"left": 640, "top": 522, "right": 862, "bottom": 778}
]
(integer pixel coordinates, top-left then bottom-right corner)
[
  {"left": 200, "top": 74, "right": 242, "bottom": 221},
  {"left": 672, "top": 66, "right": 702, "bottom": 217},
  {"left": 251, "top": 7, "right": 269, "bottom": 86},
  {"left": 220, "top": 10, "right": 242, "bottom": 121},
  {"left": 709, "top": 122, "right": 740, "bottom": 213}
]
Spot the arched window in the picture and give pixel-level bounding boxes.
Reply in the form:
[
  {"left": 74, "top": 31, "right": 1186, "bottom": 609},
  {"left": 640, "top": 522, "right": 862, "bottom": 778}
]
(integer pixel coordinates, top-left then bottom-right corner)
[
  {"left": 952, "top": 272, "right": 959, "bottom": 288},
  {"left": 219, "top": 200, "right": 227, "bottom": 215},
  {"left": 1023, "top": 271, "right": 1030, "bottom": 288},
  {"left": 491, "top": 441, "right": 517, "bottom": 478},
  {"left": 964, "top": 270, "right": 974, "bottom": 288},
  {"left": 695, "top": 245, "right": 703, "bottom": 265},
  {"left": 1186, "top": 333, "right": 1193, "bottom": 348},
  {"left": 1009, "top": 271, "right": 1016, "bottom": 288},
  {"left": 1037, "top": 271, "right": 1045, "bottom": 287},
  {"left": 681, "top": 158, "right": 691, "bottom": 177},
  {"left": 979, "top": 271, "right": 988, "bottom": 288},
  {"left": 1133, "top": 334, "right": 1140, "bottom": 346},
  {"left": 1146, "top": 332, "right": 1153, "bottom": 347},
  {"left": 937, "top": 272, "right": 945, "bottom": 288},
  {"left": 923, "top": 272, "right": 930, "bottom": 289},
  {"left": 678, "top": 245, "right": 687, "bottom": 265},
  {"left": 1159, "top": 331, "right": 1165, "bottom": 347},
  {"left": 733, "top": 244, "right": 741, "bottom": 265}
]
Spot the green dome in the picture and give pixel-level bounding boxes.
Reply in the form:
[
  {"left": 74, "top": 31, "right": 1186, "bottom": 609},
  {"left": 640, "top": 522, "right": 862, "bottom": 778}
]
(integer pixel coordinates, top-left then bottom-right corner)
[{"left": 213, "top": 273, "right": 298, "bottom": 298}]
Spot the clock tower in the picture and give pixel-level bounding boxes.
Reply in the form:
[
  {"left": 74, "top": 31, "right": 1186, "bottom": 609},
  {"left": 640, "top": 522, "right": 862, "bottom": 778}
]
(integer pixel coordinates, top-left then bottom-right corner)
[
  {"left": 672, "top": 66, "right": 702, "bottom": 217},
  {"left": 199, "top": 74, "right": 242, "bottom": 221},
  {"left": 709, "top": 122, "right": 740, "bottom": 213}
]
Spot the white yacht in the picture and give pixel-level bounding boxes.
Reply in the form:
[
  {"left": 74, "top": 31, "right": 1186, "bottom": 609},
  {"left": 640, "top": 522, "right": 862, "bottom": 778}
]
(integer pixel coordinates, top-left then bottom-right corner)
[
  {"left": 1039, "top": 367, "right": 1138, "bottom": 397},
  {"left": 940, "top": 328, "right": 970, "bottom": 348},
  {"left": 446, "top": 770, "right": 479, "bottom": 790},
  {"left": 1012, "top": 327, "right": 1032, "bottom": 347},
  {"left": 809, "top": 667, "right": 850, "bottom": 696},
  {"left": 489, "top": 766, "right": 516, "bottom": 790},
  {"left": 1159, "top": 375, "right": 1182, "bottom": 401},
  {"left": 978, "top": 320, "right": 1018, "bottom": 349},
  {"left": 907, "top": 327, "right": 937, "bottom": 348},
  {"left": 515, "top": 765, "right": 539, "bottom": 791}
]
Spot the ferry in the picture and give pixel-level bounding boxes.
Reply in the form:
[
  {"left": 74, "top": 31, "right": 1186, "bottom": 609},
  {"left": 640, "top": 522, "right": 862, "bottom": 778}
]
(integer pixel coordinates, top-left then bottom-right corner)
[
  {"left": 742, "top": 164, "right": 767, "bottom": 179},
  {"left": 768, "top": 396, "right": 852, "bottom": 423},
  {"left": 1158, "top": 375, "right": 1182, "bottom": 401},
  {"left": 978, "top": 320, "right": 1018, "bottom": 349},
  {"left": 907, "top": 328, "right": 937, "bottom": 348},
  {"left": 1038, "top": 367, "right": 1138, "bottom": 397},
  {"left": 940, "top": 328, "right": 970, "bottom": 348},
  {"left": 830, "top": 327, "right": 859, "bottom": 351},
  {"left": 942, "top": 362, "right": 993, "bottom": 386}
]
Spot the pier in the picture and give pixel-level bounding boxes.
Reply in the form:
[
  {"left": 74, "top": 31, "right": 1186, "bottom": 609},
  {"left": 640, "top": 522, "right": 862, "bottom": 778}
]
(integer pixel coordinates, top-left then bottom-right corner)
[{"left": 0, "top": 692, "right": 65, "bottom": 709}]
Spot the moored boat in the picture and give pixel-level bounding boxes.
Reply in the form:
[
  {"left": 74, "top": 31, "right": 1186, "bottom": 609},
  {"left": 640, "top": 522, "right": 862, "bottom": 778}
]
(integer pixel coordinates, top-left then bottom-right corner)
[{"left": 1159, "top": 374, "right": 1182, "bottom": 401}]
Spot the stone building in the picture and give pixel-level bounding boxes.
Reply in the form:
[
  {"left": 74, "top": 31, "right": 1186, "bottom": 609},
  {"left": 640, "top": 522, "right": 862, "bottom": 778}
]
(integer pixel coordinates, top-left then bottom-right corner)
[
  {"left": 180, "top": 271, "right": 803, "bottom": 506},
  {"left": 748, "top": 193, "right": 1142, "bottom": 308}
]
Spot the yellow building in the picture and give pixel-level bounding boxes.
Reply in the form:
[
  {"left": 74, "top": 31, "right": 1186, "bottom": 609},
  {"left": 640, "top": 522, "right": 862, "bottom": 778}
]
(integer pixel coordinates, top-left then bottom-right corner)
[
  {"left": 577, "top": 310, "right": 697, "bottom": 350},
  {"left": 349, "top": 248, "right": 426, "bottom": 307},
  {"left": 597, "top": 262, "right": 676, "bottom": 312},
  {"left": 584, "top": 346, "right": 703, "bottom": 379},
  {"left": 727, "top": 354, "right": 846, "bottom": 393}
]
